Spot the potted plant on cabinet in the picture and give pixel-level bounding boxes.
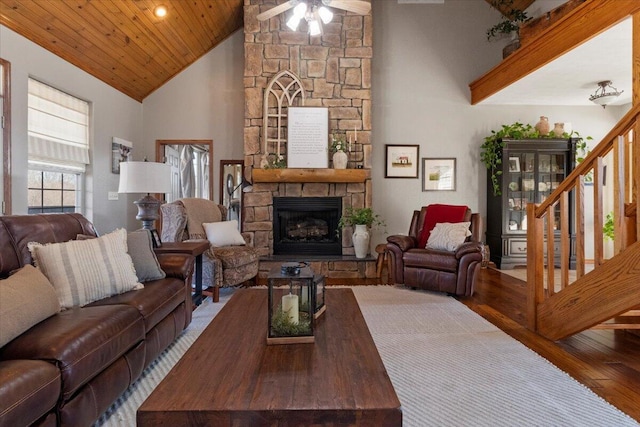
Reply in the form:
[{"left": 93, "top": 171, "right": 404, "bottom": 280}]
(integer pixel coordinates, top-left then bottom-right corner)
[
  {"left": 480, "top": 122, "right": 591, "bottom": 196},
  {"left": 338, "top": 207, "right": 385, "bottom": 259},
  {"left": 486, "top": 0, "right": 531, "bottom": 58}
]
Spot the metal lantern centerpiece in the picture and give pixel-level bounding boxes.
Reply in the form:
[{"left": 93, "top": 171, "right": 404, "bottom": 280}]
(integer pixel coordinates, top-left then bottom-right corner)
[{"left": 267, "top": 263, "right": 325, "bottom": 345}]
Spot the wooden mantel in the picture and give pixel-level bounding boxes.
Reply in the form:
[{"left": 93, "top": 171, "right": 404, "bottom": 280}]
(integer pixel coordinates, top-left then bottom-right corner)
[{"left": 252, "top": 168, "right": 370, "bottom": 183}]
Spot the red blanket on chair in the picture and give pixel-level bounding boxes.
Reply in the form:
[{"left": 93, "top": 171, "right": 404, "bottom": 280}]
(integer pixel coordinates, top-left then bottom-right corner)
[{"left": 417, "top": 204, "right": 469, "bottom": 248}]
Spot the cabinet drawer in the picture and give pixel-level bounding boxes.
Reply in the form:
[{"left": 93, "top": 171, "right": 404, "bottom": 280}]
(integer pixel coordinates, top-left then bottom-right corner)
[
  {"left": 508, "top": 239, "right": 528, "bottom": 257},
  {"left": 508, "top": 239, "right": 562, "bottom": 257}
]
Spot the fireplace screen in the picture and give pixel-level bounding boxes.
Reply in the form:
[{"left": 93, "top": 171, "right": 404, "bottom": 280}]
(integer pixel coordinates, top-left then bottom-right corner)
[{"left": 273, "top": 197, "right": 342, "bottom": 256}]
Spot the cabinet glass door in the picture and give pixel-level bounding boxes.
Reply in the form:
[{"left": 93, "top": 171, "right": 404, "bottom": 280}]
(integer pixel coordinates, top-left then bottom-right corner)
[
  {"left": 537, "top": 152, "right": 567, "bottom": 231},
  {"left": 505, "top": 152, "right": 534, "bottom": 233},
  {"left": 506, "top": 151, "right": 568, "bottom": 234}
]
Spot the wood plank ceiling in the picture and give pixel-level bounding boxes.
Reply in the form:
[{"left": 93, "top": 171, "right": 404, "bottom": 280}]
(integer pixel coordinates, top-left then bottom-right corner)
[{"left": 0, "top": 0, "right": 244, "bottom": 102}]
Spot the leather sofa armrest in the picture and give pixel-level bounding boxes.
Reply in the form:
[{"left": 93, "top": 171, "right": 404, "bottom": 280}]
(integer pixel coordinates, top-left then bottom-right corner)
[
  {"left": 455, "top": 241, "right": 483, "bottom": 260},
  {"left": 387, "top": 235, "right": 416, "bottom": 252},
  {"left": 156, "top": 253, "right": 194, "bottom": 280}
]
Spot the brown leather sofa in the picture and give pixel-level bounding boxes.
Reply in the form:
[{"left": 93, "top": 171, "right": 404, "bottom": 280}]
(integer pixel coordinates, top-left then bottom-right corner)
[
  {"left": 0, "top": 213, "right": 194, "bottom": 427},
  {"left": 386, "top": 206, "right": 483, "bottom": 297}
]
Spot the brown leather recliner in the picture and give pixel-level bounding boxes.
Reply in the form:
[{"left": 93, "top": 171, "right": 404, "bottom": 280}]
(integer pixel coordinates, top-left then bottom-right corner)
[{"left": 386, "top": 205, "right": 483, "bottom": 297}]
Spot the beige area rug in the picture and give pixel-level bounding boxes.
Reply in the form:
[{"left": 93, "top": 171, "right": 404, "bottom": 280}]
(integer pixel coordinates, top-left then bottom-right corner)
[{"left": 95, "top": 286, "right": 638, "bottom": 427}]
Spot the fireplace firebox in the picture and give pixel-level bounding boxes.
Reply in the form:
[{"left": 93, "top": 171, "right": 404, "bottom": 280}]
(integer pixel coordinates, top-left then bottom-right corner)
[{"left": 273, "top": 197, "right": 342, "bottom": 256}]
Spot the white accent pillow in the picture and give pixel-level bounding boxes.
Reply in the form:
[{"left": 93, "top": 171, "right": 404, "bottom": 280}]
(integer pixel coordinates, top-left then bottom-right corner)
[
  {"left": 28, "top": 228, "right": 143, "bottom": 309},
  {"left": 0, "top": 265, "right": 61, "bottom": 347},
  {"left": 203, "top": 220, "right": 246, "bottom": 247},
  {"left": 426, "top": 222, "right": 472, "bottom": 252}
]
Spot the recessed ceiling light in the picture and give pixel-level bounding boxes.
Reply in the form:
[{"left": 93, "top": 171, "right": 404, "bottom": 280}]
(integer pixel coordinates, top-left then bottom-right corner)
[{"left": 154, "top": 5, "right": 167, "bottom": 18}]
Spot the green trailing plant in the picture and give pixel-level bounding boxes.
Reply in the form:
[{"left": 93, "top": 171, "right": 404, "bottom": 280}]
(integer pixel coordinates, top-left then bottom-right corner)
[
  {"left": 481, "top": 122, "right": 538, "bottom": 196},
  {"left": 486, "top": 0, "right": 531, "bottom": 41},
  {"left": 481, "top": 123, "right": 591, "bottom": 196},
  {"left": 603, "top": 212, "right": 615, "bottom": 241}
]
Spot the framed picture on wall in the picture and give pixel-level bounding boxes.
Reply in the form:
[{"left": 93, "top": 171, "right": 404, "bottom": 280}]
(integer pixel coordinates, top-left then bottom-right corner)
[
  {"left": 422, "top": 158, "right": 456, "bottom": 191},
  {"left": 385, "top": 145, "right": 419, "bottom": 178}
]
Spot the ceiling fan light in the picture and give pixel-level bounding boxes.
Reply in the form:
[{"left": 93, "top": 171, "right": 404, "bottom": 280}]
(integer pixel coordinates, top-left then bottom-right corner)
[
  {"left": 318, "top": 6, "right": 333, "bottom": 24},
  {"left": 308, "top": 19, "right": 321, "bottom": 36},
  {"left": 287, "top": 15, "right": 302, "bottom": 31},
  {"left": 293, "top": 2, "right": 308, "bottom": 18}
]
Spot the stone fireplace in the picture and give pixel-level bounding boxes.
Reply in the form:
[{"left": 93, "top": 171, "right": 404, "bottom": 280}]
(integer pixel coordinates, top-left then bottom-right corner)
[{"left": 242, "top": 0, "right": 375, "bottom": 279}]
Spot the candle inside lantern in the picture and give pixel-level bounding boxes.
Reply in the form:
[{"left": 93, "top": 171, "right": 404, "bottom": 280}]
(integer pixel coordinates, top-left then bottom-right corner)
[
  {"left": 354, "top": 127, "right": 357, "bottom": 142},
  {"left": 282, "top": 293, "right": 299, "bottom": 324},
  {"left": 349, "top": 135, "right": 352, "bottom": 152}
]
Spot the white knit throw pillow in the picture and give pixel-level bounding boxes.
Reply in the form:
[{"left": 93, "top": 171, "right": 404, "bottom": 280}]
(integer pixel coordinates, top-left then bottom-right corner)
[{"left": 426, "top": 222, "right": 472, "bottom": 252}]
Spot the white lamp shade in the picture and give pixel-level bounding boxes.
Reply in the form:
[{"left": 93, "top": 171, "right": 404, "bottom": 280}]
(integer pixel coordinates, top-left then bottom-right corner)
[{"left": 118, "top": 161, "right": 172, "bottom": 194}]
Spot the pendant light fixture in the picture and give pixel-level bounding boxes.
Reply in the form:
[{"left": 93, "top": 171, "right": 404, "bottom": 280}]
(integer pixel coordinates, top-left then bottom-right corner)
[{"left": 589, "top": 80, "right": 623, "bottom": 108}]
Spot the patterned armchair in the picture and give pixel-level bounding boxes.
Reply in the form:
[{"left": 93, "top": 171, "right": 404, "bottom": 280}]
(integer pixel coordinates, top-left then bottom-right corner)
[{"left": 160, "top": 198, "right": 259, "bottom": 301}]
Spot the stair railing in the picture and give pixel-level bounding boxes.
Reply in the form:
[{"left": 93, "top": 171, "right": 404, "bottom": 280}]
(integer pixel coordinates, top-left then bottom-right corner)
[{"left": 526, "top": 103, "right": 639, "bottom": 334}]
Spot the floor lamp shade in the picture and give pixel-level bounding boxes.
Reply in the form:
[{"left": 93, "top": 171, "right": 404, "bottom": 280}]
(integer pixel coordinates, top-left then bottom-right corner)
[{"left": 118, "top": 161, "right": 172, "bottom": 230}]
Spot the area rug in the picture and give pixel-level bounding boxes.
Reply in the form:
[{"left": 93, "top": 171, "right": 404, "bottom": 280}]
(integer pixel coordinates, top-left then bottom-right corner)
[{"left": 95, "top": 286, "right": 638, "bottom": 427}]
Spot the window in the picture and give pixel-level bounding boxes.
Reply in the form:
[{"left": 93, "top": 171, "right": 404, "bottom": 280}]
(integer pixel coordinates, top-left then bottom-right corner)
[{"left": 27, "top": 78, "right": 89, "bottom": 213}]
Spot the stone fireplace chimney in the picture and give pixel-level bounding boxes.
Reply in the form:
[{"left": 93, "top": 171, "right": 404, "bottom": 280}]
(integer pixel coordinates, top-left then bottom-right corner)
[{"left": 242, "top": 0, "right": 374, "bottom": 277}]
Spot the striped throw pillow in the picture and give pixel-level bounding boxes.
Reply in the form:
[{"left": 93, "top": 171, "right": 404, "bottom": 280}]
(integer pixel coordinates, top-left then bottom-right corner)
[{"left": 28, "top": 228, "right": 143, "bottom": 309}]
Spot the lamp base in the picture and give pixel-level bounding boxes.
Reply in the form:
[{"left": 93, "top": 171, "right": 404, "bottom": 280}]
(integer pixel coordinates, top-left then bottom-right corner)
[{"left": 134, "top": 194, "right": 161, "bottom": 230}]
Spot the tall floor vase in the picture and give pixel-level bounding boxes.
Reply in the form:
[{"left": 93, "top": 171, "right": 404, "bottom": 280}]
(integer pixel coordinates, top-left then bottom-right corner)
[{"left": 352, "top": 224, "right": 370, "bottom": 259}]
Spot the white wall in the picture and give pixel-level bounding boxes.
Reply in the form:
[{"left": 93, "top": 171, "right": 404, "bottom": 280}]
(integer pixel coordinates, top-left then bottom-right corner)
[
  {"left": 0, "top": 25, "right": 143, "bottom": 234},
  {"left": 142, "top": 30, "right": 245, "bottom": 205},
  {"left": 370, "top": 0, "right": 625, "bottom": 245}
]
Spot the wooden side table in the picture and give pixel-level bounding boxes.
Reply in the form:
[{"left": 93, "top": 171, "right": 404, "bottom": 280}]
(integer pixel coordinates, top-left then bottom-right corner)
[{"left": 154, "top": 241, "right": 210, "bottom": 307}]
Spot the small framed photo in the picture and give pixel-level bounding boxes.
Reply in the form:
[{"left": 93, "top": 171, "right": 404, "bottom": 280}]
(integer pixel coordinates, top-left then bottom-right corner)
[
  {"left": 508, "top": 157, "right": 521, "bottom": 173},
  {"left": 150, "top": 229, "right": 162, "bottom": 248},
  {"left": 422, "top": 158, "right": 456, "bottom": 191},
  {"left": 385, "top": 145, "right": 419, "bottom": 178}
]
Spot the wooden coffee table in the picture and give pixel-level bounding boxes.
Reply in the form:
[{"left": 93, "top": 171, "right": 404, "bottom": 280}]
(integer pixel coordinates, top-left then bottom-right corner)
[{"left": 137, "top": 288, "right": 402, "bottom": 426}]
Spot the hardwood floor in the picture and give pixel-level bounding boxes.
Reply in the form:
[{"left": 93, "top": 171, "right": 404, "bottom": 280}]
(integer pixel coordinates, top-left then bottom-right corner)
[{"left": 459, "top": 267, "right": 640, "bottom": 422}]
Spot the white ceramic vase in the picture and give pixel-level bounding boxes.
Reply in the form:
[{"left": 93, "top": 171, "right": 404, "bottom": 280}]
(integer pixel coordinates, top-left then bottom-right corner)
[
  {"left": 333, "top": 150, "right": 348, "bottom": 169},
  {"left": 352, "top": 224, "right": 370, "bottom": 259}
]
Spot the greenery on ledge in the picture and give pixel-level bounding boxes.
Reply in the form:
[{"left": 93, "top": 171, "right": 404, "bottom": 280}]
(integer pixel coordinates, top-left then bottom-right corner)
[
  {"left": 481, "top": 122, "right": 592, "bottom": 196},
  {"left": 338, "top": 207, "right": 385, "bottom": 228},
  {"left": 486, "top": 0, "right": 531, "bottom": 41}
]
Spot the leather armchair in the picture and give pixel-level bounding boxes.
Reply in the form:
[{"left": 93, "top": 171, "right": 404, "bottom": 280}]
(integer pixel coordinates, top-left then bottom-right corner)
[{"left": 386, "top": 205, "right": 483, "bottom": 297}]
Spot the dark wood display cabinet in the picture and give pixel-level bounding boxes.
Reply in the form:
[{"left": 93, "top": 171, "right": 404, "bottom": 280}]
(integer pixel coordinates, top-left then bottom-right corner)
[{"left": 486, "top": 138, "right": 577, "bottom": 269}]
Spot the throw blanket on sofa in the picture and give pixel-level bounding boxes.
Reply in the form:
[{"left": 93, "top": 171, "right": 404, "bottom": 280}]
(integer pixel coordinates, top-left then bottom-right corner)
[{"left": 180, "top": 198, "right": 223, "bottom": 240}]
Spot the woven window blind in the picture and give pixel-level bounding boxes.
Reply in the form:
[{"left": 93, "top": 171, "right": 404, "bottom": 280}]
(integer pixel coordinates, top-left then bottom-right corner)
[{"left": 28, "top": 78, "right": 90, "bottom": 172}]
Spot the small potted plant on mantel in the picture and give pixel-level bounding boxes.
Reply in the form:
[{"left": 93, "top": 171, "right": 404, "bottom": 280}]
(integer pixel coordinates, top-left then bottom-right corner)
[
  {"left": 486, "top": 0, "right": 531, "bottom": 58},
  {"left": 338, "top": 207, "right": 385, "bottom": 259}
]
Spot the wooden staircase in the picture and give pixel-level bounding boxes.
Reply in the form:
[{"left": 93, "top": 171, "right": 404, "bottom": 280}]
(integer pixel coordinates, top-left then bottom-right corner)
[{"left": 526, "top": 105, "right": 640, "bottom": 341}]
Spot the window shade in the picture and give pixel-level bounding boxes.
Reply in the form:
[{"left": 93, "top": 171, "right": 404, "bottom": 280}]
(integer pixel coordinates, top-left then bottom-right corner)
[{"left": 28, "top": 78, "right": 90, "bottom": 172}]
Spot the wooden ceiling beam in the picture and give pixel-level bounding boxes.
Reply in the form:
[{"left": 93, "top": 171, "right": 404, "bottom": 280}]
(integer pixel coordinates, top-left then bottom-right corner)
[{"left": 470, "top": 0, "right": 640, "bottom": 105}]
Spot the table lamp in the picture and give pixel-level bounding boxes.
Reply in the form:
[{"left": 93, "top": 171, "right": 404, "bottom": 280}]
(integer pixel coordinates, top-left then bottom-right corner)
[{"left": 118, "top": 161, "right": 172, "bottom": 230}]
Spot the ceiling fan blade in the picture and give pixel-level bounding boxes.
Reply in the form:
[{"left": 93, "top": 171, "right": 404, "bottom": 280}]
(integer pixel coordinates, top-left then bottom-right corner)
[
  {"left": 324, "top": 0, "right": 371, "bottom": 15},
  {"left": 256, "top": 0, "right": 297, "bottom": 21}
]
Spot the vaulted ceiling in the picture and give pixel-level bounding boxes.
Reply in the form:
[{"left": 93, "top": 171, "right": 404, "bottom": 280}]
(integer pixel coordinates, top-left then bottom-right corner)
[{"left": 0, "top": 0, "right": 244, "bottom": 102}]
